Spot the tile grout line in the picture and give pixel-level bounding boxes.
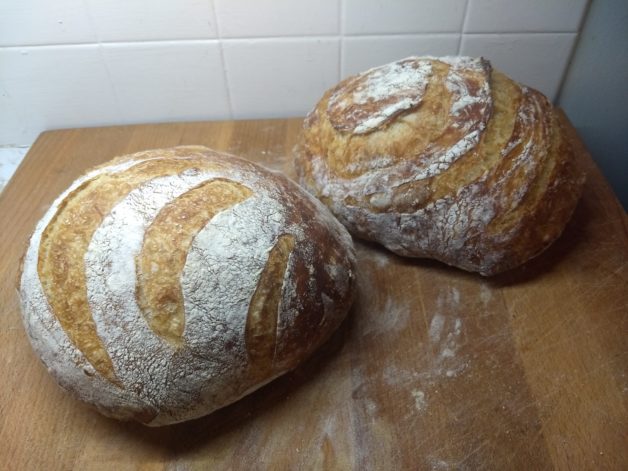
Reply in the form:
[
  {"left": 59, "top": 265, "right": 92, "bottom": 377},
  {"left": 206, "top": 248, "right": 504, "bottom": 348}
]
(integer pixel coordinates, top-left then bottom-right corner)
[
  {"left": 554, "top": 0, "right": 593, "bottom": 104},
  {"left": 458, "top": 0, "right": 471, "bottom": 54},
  {"left": 81, "top": 0, "right": 123, "bottom": 122},
  {"left": 210, "top": 0, "right": 234, "bottom": 119},
  {"left": 338, "top": 0, "right": 345, "bottom": 80},
  {"left": 0, "top": 31, "right": 582, "bottom": 50}
]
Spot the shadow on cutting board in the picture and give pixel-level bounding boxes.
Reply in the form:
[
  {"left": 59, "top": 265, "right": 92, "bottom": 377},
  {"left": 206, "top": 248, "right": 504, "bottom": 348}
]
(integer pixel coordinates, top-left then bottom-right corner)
[{"left": 489, "top": 195, "right": 591, "bottom": 287}]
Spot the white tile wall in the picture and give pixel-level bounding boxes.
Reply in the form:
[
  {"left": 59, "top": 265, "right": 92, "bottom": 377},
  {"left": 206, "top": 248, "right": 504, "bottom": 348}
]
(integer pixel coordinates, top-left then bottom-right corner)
[
  {"left": 344, "top": 0, "right": 467, "bottom": 34},
  {"left": 464, "top": 0, "right": 589, "bottom": 33},
  {"left": 460, "top": 33, "right": 578, "bottom": 100},
  {"left": 342, "top": 35, "right": 460, "bottom": 77},
  {"left": 0, "top": 0, "right": 96, "bottom": 46},
  {"left": 0, "top": 45, "right": 120, "bottom": 144},
  {"left": 0, "top": 0, "right": 590, "bottom": 157},
  {"left": 223, "top": 39, "right": 339, "bottom": 118},
  {"left": 87, "top": 0, "right": 217, "bottom": 42},
  {"left": 214, "top": 0, "right": 339, "bottom": 38},
  {"left": 102, "top": 41, "right": 229, "bottom": 123}
]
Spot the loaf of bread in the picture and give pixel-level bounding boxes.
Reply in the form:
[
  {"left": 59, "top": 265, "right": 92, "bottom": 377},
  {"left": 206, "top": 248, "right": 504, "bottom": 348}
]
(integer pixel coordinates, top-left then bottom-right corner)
[
  {"left": 19, "top": 146, "right": 356, "bottom": 426},
  {"left": 296, "top": 56, "right": 585, "bottom": 275}
]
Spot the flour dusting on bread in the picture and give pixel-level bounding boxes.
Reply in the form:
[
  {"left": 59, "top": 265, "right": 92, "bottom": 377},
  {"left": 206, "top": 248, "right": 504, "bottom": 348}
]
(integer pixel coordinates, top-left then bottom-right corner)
[
  {"left": 296, "top": 56, "right": 585, "bottom": 275},
  {"left": 20, "top": 147, "right": 357, "bottom": 425},
  {"left": 327, "top": 58, "right": 432, "bottom": 135}
]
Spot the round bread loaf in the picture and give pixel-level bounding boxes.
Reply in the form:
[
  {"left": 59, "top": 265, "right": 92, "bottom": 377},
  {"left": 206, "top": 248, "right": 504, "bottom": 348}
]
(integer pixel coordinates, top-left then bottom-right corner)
[
  {"left": 19, "top": 146, "right": 356, "bottom": 426},
  {"left": 296, "top": 56, "right": 585, "bottom": 276}
]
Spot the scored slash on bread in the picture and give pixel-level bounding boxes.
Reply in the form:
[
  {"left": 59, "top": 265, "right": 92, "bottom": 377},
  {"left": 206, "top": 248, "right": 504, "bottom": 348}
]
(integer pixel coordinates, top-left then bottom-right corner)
[
  {"left": 20, "top": 146, "right": 357, "bottom": 426},
  {"left": 296, "top": 56, "right": 585, "bottom": 276}
]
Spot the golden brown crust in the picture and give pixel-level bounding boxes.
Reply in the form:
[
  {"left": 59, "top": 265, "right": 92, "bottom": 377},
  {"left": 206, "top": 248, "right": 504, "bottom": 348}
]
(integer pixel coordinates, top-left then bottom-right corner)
[
  {"left": 21, "top": 146, "right": 357, "bottom": 425},
  {"left": 245, "top": 233, "right": 295, "bottom": 377},
  {"left": 326, "top": 57, "right": 434, "bottom": 134},
  {"left": 137, "top": 179, "right": 252, "bottom": 345},
  {"left": 296, "top": 56, "right": 585, "bottom": 276},
  {"left": 37, "top": 157, "right": 221, "bottom": 384}
]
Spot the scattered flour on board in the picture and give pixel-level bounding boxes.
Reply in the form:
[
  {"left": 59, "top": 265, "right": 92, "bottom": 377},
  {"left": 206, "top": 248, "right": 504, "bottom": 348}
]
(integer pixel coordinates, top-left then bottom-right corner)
[
  {"left": 427, "top": 287, "right": 468, "bottom": 379},
  {"left": 480, "top": 283, "right": 493, "bottom": 305},
  {"left": 428, "top": 313, "right": 446, "bottom": 344},
  {"left": 429, "top": 458, "right": 456, "bottom": 470},
  {"left": 365, "top": 399, "right": 378, "bottom": 415},
  {"left": 361, "top": 296, "right": 410, "bottom": 336},
  {"left": 411, "top": 389, "right": 427, "bottom": 412},
  {"left": 356, "top": 276, "right": 470, "bottom": 418},
  {"left": 366, "top": 249, "right": 392, "bottom": 268},
  {"left": 356, "top": 243, "right": 392, "bottom": 269},
  {"left": 372, "top": 287, "right": 470, "bottom": 417},
  {"left": 382, "top": 364, "right": 417, "bottom": 387},
  {"left": 382, "top": 286, "right": 470, "bottom": 416},
  {"left": 356, "top": 251, "right": 409, "bottom": 336}
]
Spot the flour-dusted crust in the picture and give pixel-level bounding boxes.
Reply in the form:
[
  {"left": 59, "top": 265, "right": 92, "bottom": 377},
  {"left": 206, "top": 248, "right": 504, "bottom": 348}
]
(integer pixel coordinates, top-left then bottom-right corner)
[
  {"left": 20, "top": 146, "right": 356, "bottom": 426},
  {"left": 296, "top": 56, "right": 585, "bottom": 275}
]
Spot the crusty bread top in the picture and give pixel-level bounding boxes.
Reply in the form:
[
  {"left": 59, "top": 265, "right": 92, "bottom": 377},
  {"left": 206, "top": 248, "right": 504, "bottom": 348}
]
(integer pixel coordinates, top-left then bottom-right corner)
[
  {"left": 327, "top": 56, "right": 491, "bottom": 140},
  {"left": 21, "top": 146, "right": 356, "bottom": 425},
  {"left": 297, "top": 56, "right": 585, "bottom": 275}
]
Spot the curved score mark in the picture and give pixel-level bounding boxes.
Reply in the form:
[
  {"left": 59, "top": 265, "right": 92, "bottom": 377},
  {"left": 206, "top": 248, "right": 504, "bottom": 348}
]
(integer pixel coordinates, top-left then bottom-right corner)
[
  {"left": 37, "top": 157, "right": 221, "bottom": 385},
  {"left": 136, "top": 179, "right": 252, "bottom": 345},
  {"left": 484, "top": 88, "right": 547, "bottom": 234},
  {"left": 245, "top": 234, "right": 296, "bottom": 375},
  {"left": 417, "top": 59, "right": 492, "bottom": 170},
  {"left": 327, "top": 58, "right": 432, "bottom": 134}
]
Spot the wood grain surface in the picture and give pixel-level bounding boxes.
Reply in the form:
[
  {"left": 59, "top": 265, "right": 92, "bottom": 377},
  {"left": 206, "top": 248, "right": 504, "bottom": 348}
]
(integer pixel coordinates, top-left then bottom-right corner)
[{"left": 0, "top": 114, "right": 626, "bottom": 470}]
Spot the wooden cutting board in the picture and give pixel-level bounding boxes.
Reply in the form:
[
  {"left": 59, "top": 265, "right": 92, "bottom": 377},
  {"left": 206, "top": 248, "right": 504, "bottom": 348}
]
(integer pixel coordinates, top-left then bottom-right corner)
[{"left": 0, "top": 114, "right": 626, "bottom": 470}]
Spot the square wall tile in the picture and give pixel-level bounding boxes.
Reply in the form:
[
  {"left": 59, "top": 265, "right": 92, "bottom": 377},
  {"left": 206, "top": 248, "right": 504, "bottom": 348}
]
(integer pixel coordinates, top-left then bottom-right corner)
[
  {"left": 215, "top": 0, "right": 338, "bottom": 38},
  {"left": 87, "top": 0, "right": 217, "bottom": 42},
  {"left": 0, "top": 0, "right": 96, "bottom": 46},
  {"left": 460, "top": 33, "right": 577, "bottom": 100},
  {"left": 0, "top": 45, "right": 119, "bottom": 143},
  {"left": 465, "top": 0, "right": 588, "bottom": 33},
  {"left": 103, "top": 42, "right": 230, "bottom": 123},
  {"left": 342, "top": 35, "right": 460, "bottom": 77},
  {"left": 344, "top": 0, "right": 467, "bottom": 34},
  {"left": 223, "top": 39, "right": 339, "bottom": 118}
]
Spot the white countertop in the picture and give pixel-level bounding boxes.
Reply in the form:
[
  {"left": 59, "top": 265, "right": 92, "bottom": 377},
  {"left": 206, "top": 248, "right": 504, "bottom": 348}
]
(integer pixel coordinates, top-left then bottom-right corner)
[{"left": 0, "top": 147, "right": 29, "bottom": 193}]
